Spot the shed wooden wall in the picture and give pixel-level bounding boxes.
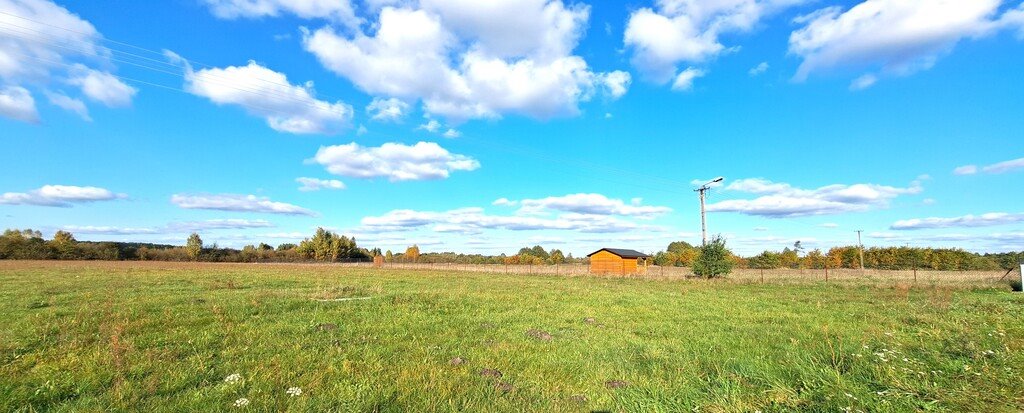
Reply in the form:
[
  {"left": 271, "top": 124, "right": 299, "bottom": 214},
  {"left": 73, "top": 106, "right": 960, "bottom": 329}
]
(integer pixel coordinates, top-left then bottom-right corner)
[{"left": 589, "top": 251, "right": 646, "bottom": 275}]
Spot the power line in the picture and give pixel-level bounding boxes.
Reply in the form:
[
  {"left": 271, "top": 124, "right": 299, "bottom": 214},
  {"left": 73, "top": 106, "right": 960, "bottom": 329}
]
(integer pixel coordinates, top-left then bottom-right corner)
[
  {"left": 0, "top": 12, "right": 351, "bottom": 104},
  {"left": 0, "top": 24, "right": 349, "bottom": 115}
]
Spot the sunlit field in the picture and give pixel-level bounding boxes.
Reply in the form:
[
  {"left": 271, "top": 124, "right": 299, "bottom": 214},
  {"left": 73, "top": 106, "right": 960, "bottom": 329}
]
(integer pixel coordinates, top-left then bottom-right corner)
[{"left": 2, "top": 261, "right": 1022, "bottom": 412}]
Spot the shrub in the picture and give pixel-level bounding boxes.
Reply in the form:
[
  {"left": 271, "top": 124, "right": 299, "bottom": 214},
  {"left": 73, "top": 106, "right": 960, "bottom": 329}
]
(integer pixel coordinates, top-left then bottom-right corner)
[{"left": 693, "top": 236, "right": 734, "bottom": 279}]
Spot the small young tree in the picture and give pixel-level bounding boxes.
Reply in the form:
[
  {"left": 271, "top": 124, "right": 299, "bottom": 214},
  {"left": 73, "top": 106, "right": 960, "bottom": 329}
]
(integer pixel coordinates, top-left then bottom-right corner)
[
  {"left": 693, "top": 235, "right": 733, "bottom": 278},
  {"left": 185, "top": 232, "right": 203, "bottom": 261}
]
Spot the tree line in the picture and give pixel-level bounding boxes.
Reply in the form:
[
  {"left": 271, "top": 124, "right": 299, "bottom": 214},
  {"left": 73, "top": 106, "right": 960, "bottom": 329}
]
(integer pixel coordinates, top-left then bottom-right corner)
[
  {"left": 3, "top": 227, "right": 1019, "bottom": 271},
  {"left": 647, "top": 239, "right": 1021, "bottom": 271},
  {"left": 0, "top": 228, "right": 374, "bottom": 263}
]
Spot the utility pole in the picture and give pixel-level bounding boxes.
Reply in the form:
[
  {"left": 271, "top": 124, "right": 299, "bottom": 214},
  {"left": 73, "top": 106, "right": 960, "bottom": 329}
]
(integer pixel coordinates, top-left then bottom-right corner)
[
  {"left": 855, "top": 230, "right": 865, "bottom": 270},
  {"left": 695, "top": 177, "right": 723, "bottom": 246}
]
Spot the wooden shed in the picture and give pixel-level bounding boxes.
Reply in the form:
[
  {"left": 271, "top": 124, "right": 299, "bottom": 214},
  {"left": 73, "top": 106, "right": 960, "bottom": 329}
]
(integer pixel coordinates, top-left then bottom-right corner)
[{"left": 587, "top": 248, "right": 650, "bottom": 275}]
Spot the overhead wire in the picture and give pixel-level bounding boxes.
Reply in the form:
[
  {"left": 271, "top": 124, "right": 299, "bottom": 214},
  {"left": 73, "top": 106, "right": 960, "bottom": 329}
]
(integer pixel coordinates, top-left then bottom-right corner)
[{"left": 0, "top": 22, "right": 349, "bottom": 115}]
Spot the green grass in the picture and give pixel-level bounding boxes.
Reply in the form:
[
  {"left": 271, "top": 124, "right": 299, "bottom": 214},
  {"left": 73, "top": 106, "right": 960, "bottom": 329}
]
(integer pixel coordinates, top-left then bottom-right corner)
[{"left": 1, "top": 261, "right": 1022, "bottom": 412}]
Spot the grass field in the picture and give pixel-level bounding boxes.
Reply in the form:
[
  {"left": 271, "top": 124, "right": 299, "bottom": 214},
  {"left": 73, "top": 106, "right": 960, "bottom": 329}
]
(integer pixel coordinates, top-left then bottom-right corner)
[{"left": 2, "top": 261, "right": 1022, "bottom": 412}]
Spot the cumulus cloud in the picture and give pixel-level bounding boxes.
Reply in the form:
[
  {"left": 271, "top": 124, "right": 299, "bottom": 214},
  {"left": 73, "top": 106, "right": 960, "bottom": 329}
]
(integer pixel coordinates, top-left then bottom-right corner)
[
  {"left": 0, "top": 85, "right": 38, "bottom": 123},
  {"left": 418, "top": 119, "right": 442, "bottom": 132},
  {"left": 44, "top": 90, "right": 90, "bottom": 121},
  {"left": 514, "top": 193, "right": 672, "bottom": 219},
  {"left": 67, "top": 64, "right": 137, "bottom": 107},
  {"left": 600, "top": 71, "right": 632, "bottom": 99},
  {"left": 0, "top": 184, "right": 125, "bottom": 207},
  {"left": 302, "top": 2, "right": 627, "bottom": 122},
  {"left": 0, "top": 0, "right": 135, "bottom": 122},
  {"left": 366, "top": 97, "right": 409, "bottom": 122},
  {"left": 891, "top": 212, "right": 1024, "bottom": 230},
  {"left": 171, "top": 193, "right": 318, "bottom": 216},
  {"left": 625, "top": 0, "right": 807, "bottom": 84},
  {"left": 201, "top": 0, "right": 360, "bottom": 27},
  {"left": 168, "top": 54, "right": 353, "bottom": 134},
  {"left": 296, "top": 177, "right": 345, "bottom": 191},
  {"left": 310, "top": 141, "right": 479, "bottom": 182},
  {"left": 789, "top": 0, "right": 1020, "bottom": 84},
  {"left": 707, "top": 177, "right": 923, "bottom": 217}
]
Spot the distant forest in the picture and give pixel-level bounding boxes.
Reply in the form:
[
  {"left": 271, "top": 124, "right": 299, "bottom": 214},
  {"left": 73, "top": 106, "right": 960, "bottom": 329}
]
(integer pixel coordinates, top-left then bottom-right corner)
[{"left": 1, "top": 228, "right": 1020, "bottom": 271}]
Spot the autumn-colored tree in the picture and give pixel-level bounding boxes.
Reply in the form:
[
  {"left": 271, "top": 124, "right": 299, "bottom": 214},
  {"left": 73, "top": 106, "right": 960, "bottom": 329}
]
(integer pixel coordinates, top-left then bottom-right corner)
[
  {"left": 405, "top": 245, "right": 421, "bottom": 262},
  {"left": 49, "top": 230, "right": 77, "bottom": 259},
  {"left": 185, "top": 233, "right": 203, "bottom": 261}
]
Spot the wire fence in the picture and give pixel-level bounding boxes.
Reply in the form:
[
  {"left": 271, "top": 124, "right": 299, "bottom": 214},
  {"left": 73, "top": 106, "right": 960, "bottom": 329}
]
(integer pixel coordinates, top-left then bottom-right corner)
[{"left": 336, "top": 262, "right": 1016, "bottom": 288}]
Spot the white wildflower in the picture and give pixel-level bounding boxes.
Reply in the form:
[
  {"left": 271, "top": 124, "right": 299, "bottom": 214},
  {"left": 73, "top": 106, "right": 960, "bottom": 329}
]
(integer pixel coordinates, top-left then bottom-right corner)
[
  {"left": 286, "top": 387, "right": 302, "bottom": 397},
  {"left": 224, "top": 374, "right": 242, "bottom": 384},
  {"left": 234, "top": 398, "right": 249, "bottom": 407}
]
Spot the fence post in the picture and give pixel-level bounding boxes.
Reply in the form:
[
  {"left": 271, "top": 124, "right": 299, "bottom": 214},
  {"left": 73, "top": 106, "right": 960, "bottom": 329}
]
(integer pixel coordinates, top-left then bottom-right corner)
[
  {"left": 825, "top": 266, "right": 828, "bottom": 283},
  {"left": 760, "top": 268, "right": 764, "bottom": 284}
]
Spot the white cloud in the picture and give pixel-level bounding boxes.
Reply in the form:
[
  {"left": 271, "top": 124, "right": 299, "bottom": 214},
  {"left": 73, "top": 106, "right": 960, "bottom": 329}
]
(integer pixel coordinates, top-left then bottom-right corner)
[
  {"left": 442, "top": 128, "right": 461, "bottom": 138},
  {"left": 170, "top": 55, "right": 353, "bottom": 134},
  {"left": 891, "top": 212, "right": 1024, "bottom": 230},
  {"left": 789, "top": 0, "right": 1015, "bottom": 84},
  {"left": 981, "top": 157, "right": 1024, "bottom": 174},
  {"left": 67, "top": 64, "right": 137, "bottom": 107},
  {"left": 0, "top": 184, "right": 125, "bottom": 207},
  {"left": 59, "top": 225, "right": 160, "bottom": 235},
  {"left": 820, "top": 222, "right": 838, "bottom": 228},
  {"left": 302, "top": 3, "right": 626, "bottom": 122},
  {"left": 671, "top": 67, "right": 705, "bottom": 91},
  {"left": 171, "top": 193, "right": 318, "bottom": 216},
  {"left": 0, "top": 85, "right": 38, "bottom": 123},
  {"left": 600, "top": 70, "right": 632, "bottom": 99},
  {"left": 953, "top": 165, "right": 978, "bottom": 175},
  {"left": 201, "top": 0, "right": 360, "bottom": 27},
  {"left": 955, "top": 157, "right": 1024, "bottom": 175},
  {"left": 707, "top": 177, "right": 922, "bottom": 217},
  {"left": 366, "top": 97, "right": 410, "bottom": 122},
  {"left": 748, "top": 61, "right": 769, "bottom": 76},
  {"left": 418, "top": 119, "right": 442, "bottom": 132},
  {"left": 296, "top": 177, "right": 345, "bottom": 191},
  {"left": 0, "top": 1, "right": 135, "bottom": 121},
  {"left": 167, "top": 219, "right": 275, "bottom": 231},
  {"left": 44, "top": 90, "right": 90, "bottom": 121},
  {"left": 310, "top": 141, "right": 479, "bottom": 182},
  {"left": 493, "top": 197, "right": 517, "bottom": 207},
  {"left": 359, "top": 206, "right": 659, "bottom": 234},
  {"left": 849, "top": 73, "right": 877, "bottom": 91},
  {"left": 624, "top": 0, "right": 808, "bottom": 84},
  {"left": 514, "top": 193, "right": 672, "bottom": 219}
]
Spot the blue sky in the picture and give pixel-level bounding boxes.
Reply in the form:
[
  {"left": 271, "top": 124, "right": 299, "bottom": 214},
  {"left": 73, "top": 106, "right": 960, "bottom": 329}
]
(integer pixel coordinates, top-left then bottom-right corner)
[{"left": 2, "top": 0, "right": 1023, "bottom": 256}]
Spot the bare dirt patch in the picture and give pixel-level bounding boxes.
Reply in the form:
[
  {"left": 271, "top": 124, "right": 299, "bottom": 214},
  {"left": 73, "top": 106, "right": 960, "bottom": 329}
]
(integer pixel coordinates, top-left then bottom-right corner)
[
  {"left": 605, "top": 380, "right": 628, "bottom": 389},
  {"left": 480, "top": 368, "right": 502, "bottom": 378},
  {"left": 526, "top": 329, "right": 552, "bottom": 341}
]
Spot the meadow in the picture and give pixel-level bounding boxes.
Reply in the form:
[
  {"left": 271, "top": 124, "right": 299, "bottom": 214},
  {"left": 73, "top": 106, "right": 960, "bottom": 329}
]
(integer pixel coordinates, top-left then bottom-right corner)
[{"left": 1, "top": 261, "right": 1022, "bottom": 412}]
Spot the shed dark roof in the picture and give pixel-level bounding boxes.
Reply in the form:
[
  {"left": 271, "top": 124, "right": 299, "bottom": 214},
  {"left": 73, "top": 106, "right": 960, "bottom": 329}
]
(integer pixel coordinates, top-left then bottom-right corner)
[{"left": 587, "top": 248, "right": 650, "bottom": 258}]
